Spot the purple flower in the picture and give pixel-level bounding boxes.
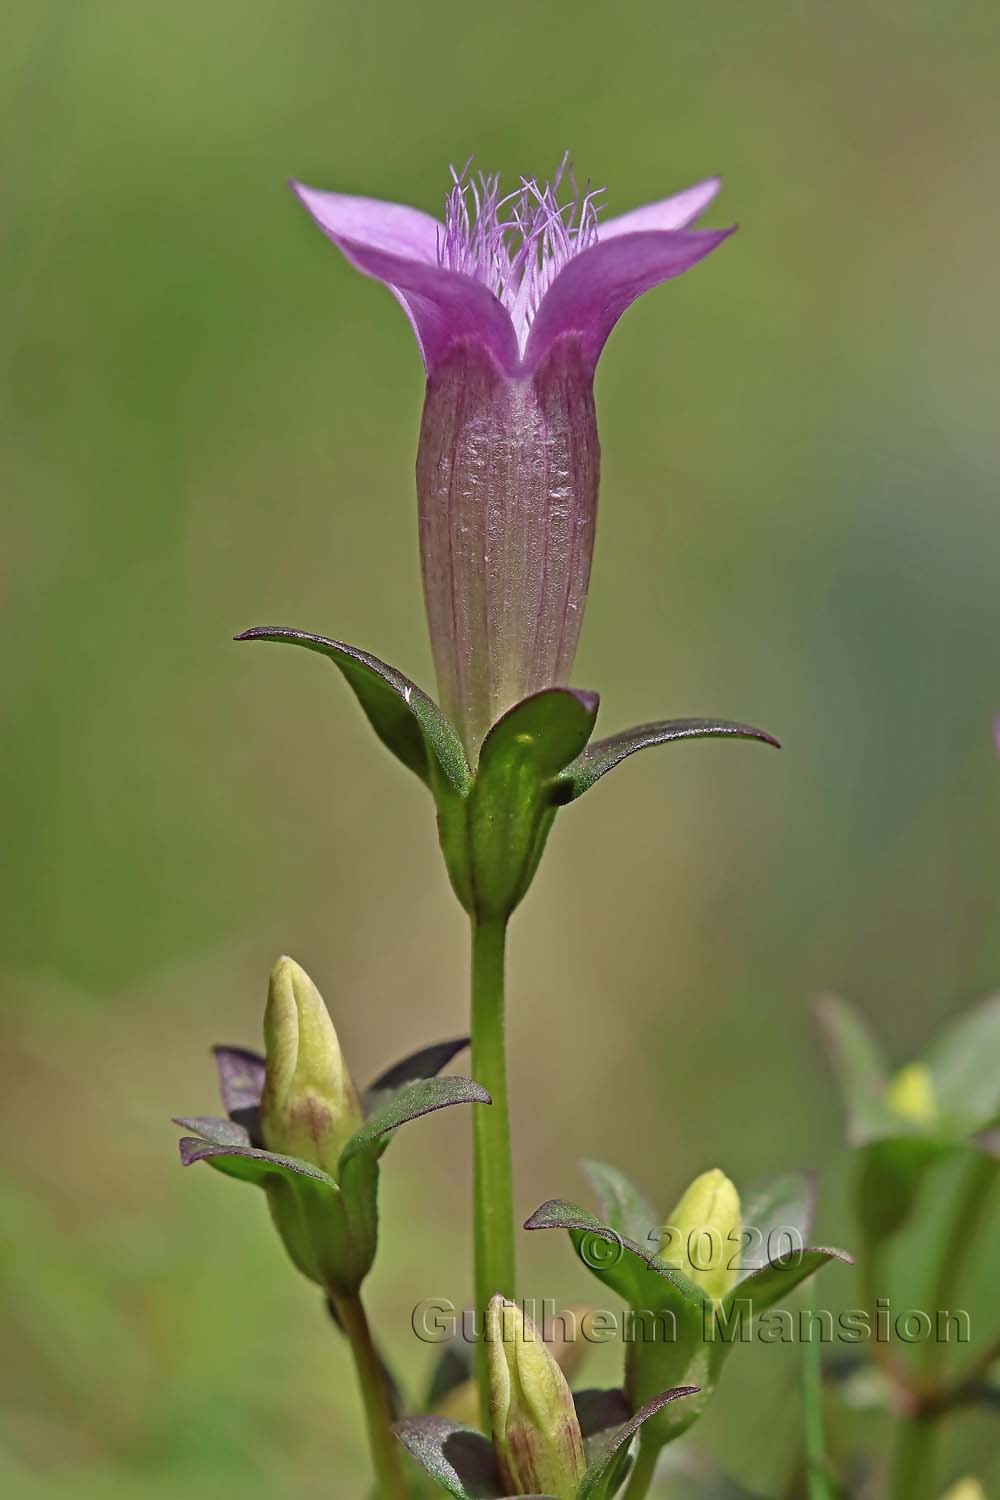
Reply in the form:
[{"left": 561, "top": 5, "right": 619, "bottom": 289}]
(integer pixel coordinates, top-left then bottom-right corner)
[{"left": 293, "top": 159, "right": 731, "bottom": 755}]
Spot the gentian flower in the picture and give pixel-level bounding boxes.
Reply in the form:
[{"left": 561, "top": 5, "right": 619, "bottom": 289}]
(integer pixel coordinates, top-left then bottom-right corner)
[{"left": 292, "top": 158, "right": 730, "bottom": 754}]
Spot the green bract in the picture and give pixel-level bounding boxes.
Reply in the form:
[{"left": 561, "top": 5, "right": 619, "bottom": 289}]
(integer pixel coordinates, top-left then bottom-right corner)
[{"left": 236, "top": 626, "right": 778, "bottom": 920}]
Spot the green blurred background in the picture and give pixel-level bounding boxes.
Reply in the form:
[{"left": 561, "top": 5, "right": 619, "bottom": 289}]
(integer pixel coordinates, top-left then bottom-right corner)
[{"left": 3, "top": 1, "right": 999, "bottom": 1494}]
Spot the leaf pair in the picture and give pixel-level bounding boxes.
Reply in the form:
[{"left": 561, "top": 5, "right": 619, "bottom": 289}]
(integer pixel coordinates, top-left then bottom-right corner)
[
  {"left": 176, "top": 1037, "right": 488, "bottom": 1295},
  {"left": 236, "top": 627, "right": 778, "bottom": 919}
]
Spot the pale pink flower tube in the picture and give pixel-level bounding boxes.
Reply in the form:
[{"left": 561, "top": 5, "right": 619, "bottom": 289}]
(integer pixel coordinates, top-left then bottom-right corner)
[{"left": 293, "top": 163, "right": 730, "bottom": 754}]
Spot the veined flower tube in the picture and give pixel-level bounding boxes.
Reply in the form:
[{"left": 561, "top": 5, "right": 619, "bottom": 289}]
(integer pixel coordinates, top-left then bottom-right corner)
[{"left": 293, "top": 160, "right": 731, "bottom": 755}]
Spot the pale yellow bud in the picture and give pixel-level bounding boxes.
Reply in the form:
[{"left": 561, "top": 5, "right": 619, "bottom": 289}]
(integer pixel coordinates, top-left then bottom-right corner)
[
  {"left": 664, "top": 1168, "right": 741, "bottom": 1303},
  {"left": 261, "top": 956, "right": 363, "bottom": 1176},
  {"left": 939, "top": 1480, "right": 986, "bottom": 1500},
  {"left": 886, "top": 1061, "right": 937, "bottom": 1127},
  {"left": 485, "top": 1296, "right": 587, "bottom": 1500}
]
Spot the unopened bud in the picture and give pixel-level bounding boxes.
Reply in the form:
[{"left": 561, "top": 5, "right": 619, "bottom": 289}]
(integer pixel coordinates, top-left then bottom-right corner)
[
  {"left": 940, "top": 1480, "right": 986, "bottom": 1500},
  {"left": 664, "top": 1168, "right": 741, "bottom": 1303},
  {"left": 261, "top": 956, "right": 363, "bottom": 1176},
  {"left": 885, "top": 1061, "right": 937, "bottom": 1127},
  {"left": 485, "top": 1296, "right": 587, "bottom": 1500}
]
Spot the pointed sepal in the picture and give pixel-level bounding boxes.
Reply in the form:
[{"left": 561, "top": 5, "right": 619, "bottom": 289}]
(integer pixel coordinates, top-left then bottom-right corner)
[
  {"left": 236, "top": 626, "right": 471, "bottom": 794},
  {"left": 577, "top": 1388, "right": 699, "bottom": 1500},
  {"left": 555, "top": 718, "right": 779, "bottom": 801},
  {"left": 362, "top": 1036, "right": 471, "bottom": 1116},
  {"left": 339, "top": 1075, "right": 492, "bottom": 1168}
]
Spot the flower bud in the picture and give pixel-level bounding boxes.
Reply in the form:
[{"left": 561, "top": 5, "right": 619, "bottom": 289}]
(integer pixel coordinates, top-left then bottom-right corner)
[
  {"left": 885, "top": 1061, "right": 937, "bottom": 1127},
  {"left": 485, "top": 1296, "right": 587, "bottom": 1500},
  {"left": 940, "top": 1481, "right": 986, "bottom": 1500},
  {"left": 663, "top": 1168, "right": 741, "bottom": 1303},
  {"left": 261, "top": 956, "right": 363, "bottom": 1176}
]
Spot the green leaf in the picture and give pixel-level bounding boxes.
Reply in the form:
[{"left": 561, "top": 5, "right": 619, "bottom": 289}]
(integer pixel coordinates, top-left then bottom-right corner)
[
  {"left": 393, "top": 1417, "right": 505, "bottom": 1499},
  {"left": 720, "top": 1246, "right": 853, "bottom": 1324},
  {"left": 577, "top": 1388, "right": 699, "bottom": 1500},
  {"left": 580, "top": 1161, "right": 658, "bottom": 1251},
  {"left": 922, "top": 992, "right": 1000, "bottom": 1133},
  {"left": 525, "top": 1198, "right": 706, "bottom": 1316},
  {"left": 178, "top": 1134, "right": 339, "bottom": 1189},
  {"left": 555, "top": 718, "right": 779, "bottom": 801},
  {"left": 339, "top": 1076, "right": 491, "bottom": 1168},
  {"left": 813, "top": 993, "right": 896, "bottom": 1145},
  {"left": 236, "top": 626, "right": 471, "bottom": 794},
  {"left": 454, "top": 688, "right": 600, "bottom": 917}
]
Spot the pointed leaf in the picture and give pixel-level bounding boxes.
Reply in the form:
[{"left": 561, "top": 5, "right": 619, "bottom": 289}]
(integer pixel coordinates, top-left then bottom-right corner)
[
  {"left": 212, "top": 1045, "right": 265, "bottom": 1113},
  {"left": 720, "top": 1246, "right": 853, "bottom": 1324},
  {"left": 393, "top": 1417, "right": 505, "bottom": 1499},
  {"left": 236, "top": 626, "right": 470, "bottom": 793},
  {"left": 577, "top": 1388, "right": 699, "bottom": 1499},
  {"left": 922, "top": 993, "right": 1000, "bottom": 1133},
  {"left": 173, "top": 1115, "right": 250, "bottom": 1149},
  {"left": 556, "top": 718, "right": 779, "bottom": 801},
  {"left": 813, "top": 993, "right": 896, "bottom": 1145},
  {"left": 580, "top": 1161, "right": 658, "bottom": 1251},
  {"left": 340, "top": 1076, "right": 491, "bottom": 1167},
  {"left": 210, "top": 1045, "right": 265, "bottom": 1142},
  {"left": 363, "top": 1036, "right": 471, "bottom": 1115},
  {"left": 524, "top": 1200, "right": 707, "bottom": 1318},
  {"left": 177, "top": 1135, "right": 339, "bottom": 1190}
]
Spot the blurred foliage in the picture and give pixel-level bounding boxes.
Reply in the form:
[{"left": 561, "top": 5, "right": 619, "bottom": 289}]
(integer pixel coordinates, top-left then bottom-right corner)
[{"left": 2, "top": 0, "right": 999, "bottom": 1494}]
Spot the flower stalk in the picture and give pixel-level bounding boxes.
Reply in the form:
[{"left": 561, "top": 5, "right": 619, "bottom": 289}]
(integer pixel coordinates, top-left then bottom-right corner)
[
  {"left": 331, "top": 1289, "right": 410, "bottom": 1500},
  {"left": 470, "top": 915, "right": 516, "bottom": 1423}
]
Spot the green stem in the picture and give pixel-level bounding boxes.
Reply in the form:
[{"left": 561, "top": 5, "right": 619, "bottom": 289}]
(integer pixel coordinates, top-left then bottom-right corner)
[
  {"left": 887, "top": 1415, "right": 937, "bottom": 1500},
  {"left": 622, "top": 1438, "right": 660, "bottom": 1500},
  {"left": 887, "top": 1152, "right": 999, "bottom": 1500},
  {"left": 802, "top": 1285, "right": 836, "bottom": 1500},
  {"left": 470, "top": 914, "right": 516, "bottom": 1426},
  {"left": 331, "top": 1290, "right": 409, "bottom": 1500}
]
